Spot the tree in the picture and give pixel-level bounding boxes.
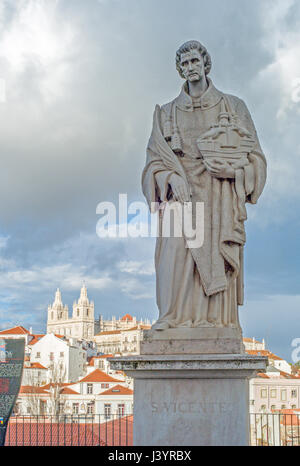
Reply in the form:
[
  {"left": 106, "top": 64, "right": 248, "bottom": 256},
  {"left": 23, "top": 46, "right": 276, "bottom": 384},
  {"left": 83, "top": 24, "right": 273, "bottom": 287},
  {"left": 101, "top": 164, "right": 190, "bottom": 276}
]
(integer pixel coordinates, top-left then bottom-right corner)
[{"left": 47, "top": 361, "right": 66, "bottom": 418}]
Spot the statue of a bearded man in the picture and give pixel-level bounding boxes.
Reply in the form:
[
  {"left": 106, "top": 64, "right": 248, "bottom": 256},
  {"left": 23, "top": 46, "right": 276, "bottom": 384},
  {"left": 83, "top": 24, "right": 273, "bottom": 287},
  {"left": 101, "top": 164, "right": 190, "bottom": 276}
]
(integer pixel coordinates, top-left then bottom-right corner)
[{"left": 142, "top": 40, "right": 266, "bottom": 343}]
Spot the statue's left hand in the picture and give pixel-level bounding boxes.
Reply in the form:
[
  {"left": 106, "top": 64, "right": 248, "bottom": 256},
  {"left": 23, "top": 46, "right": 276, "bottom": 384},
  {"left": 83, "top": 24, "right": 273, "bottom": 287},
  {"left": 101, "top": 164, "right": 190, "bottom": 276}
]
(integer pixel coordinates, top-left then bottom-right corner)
[{"left": 204, "top": 159, "right": 235, "bottom": 179}]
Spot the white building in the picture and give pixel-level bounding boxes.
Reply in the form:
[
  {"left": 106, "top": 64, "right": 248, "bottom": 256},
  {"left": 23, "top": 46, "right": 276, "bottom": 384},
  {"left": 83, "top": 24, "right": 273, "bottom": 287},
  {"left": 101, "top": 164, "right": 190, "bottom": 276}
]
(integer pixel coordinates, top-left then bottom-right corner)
[
  {"left": 30, "top": 333, "right": 87, "bottom": 383},
  {"left": 250, "top": 368, "right": 300, "bottom": 413},
  {"left": 22, "top": 362, "right": 48, "bottom": 386},
  {"left": 98, "top": 313, "right": 151, "bottom": 332},
  {"left": 94, "top": 323, "right": 151, "bottom": 355},
  {"left": 245, "top": 341, "right": 300, "bottom": 414},
  {"left": 47, "top": 285, "right": 98, "bottom": 341},
  {"left": 15, "top": 386, "right": 50, "bottom": 415},
  {"left": 58, "top": 368, "right": 133, "bottom": 419},
  {"left": 243, "top": 337, "right": 266, "bottom": 351}
]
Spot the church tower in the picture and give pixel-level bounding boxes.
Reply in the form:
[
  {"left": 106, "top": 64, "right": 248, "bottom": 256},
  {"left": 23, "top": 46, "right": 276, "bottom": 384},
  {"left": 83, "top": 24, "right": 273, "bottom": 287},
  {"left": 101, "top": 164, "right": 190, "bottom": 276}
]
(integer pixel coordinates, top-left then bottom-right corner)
[
  {"left": 47, "top": 288, "right": 69, "bottom": 333},
  {"left": 72, "top": 284, "right": 95, "bottom": 340}
]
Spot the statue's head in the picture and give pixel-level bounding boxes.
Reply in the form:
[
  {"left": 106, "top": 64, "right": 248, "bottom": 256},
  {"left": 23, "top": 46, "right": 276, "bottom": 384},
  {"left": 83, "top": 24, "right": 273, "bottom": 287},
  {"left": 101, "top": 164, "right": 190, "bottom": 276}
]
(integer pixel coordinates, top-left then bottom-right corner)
[{"left": 176, "top": 40, "right": 212, "bottom": 82}]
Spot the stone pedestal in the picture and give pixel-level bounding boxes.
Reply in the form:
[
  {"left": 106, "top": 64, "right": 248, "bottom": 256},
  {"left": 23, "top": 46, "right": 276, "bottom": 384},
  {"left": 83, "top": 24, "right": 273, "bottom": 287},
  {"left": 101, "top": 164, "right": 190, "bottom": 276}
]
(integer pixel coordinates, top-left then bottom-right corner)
[
  {"left": 141, "top": 327, "right": 244, "bottom": 354},
  {"left": 110, "top": 354, "right": 267, "bottom": 446}
]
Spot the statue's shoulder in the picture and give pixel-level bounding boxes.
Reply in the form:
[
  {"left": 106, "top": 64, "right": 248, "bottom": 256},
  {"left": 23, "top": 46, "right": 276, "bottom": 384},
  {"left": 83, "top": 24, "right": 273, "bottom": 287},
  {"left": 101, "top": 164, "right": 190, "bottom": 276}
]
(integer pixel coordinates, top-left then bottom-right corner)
[
  {"left": 223, "top": 92, "right": 250, "bottom": 115},
  {"left": 160, "top": 100, "right": 174, "bottom": 116}
]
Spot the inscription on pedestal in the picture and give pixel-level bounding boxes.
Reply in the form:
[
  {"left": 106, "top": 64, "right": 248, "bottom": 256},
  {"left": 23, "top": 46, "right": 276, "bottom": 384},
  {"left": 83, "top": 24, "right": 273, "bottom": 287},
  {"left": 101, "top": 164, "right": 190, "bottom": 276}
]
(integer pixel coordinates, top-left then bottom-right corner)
[{"left": 151, "top": 401, "right": 235, "bottom": 414}]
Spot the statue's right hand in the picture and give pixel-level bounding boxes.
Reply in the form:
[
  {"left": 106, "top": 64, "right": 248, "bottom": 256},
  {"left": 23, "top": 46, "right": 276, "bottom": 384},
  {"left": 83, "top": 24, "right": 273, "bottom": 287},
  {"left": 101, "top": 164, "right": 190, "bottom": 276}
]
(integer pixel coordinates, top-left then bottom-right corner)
[{"left": 169, "top": 173, "right": 190, "bottom": 203}]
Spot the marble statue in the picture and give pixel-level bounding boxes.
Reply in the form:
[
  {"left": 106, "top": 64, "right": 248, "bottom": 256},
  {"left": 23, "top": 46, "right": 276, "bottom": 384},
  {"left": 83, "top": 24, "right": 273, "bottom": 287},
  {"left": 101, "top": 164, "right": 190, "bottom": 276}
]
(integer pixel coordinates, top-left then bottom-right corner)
[{"left": 142, "top": 40, "right": 266, "bottom": 333}]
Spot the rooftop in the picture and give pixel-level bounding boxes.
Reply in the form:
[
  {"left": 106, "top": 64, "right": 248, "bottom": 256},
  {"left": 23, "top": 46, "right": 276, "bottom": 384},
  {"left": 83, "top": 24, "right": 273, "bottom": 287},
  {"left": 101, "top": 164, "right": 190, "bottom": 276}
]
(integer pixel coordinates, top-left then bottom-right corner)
[
  {"left": 75, "top": 369, "right": 122, "bottom": 384},
  {"left": 99, "top": 384, "right": 133, "bottom": 396},
  {"left": 0, "top": 326, "right": 29, "bottom": 335}
]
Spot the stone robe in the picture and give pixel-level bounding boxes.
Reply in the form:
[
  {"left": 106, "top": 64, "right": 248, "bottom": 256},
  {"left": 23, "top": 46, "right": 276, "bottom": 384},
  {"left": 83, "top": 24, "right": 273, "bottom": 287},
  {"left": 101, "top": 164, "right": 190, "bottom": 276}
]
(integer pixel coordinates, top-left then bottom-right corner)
[{"left": 142, "top": 79, "right": 266, "bottom": 330}]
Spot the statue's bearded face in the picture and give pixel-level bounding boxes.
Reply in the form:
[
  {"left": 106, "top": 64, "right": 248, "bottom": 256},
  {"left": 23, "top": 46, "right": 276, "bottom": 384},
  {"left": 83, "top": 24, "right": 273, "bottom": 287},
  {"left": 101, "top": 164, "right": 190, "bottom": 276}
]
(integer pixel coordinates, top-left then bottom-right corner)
[{"left": 179, "top": 49, "right": 205, "bottom": 83}]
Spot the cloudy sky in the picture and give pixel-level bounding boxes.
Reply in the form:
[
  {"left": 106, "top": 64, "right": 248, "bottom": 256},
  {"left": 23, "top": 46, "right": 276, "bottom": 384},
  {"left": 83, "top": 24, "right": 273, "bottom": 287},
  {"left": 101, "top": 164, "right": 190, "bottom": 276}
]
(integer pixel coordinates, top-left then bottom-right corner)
[{"left": 0, "top": 0, "right": 299, "bottom": 361}]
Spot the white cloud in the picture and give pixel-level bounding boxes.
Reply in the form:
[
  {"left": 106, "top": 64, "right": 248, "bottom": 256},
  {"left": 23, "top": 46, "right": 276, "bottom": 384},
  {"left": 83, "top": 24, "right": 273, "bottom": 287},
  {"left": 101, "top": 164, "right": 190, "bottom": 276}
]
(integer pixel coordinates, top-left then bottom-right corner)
[
  {"left": 118, "top": 260, "right": 155, "bottom": 276},
  {"left": 119, "top": 277, "right": 155, "bottom": 300},
  {"left": 0, "top": 0, "right": 76, "bottom": 103}
]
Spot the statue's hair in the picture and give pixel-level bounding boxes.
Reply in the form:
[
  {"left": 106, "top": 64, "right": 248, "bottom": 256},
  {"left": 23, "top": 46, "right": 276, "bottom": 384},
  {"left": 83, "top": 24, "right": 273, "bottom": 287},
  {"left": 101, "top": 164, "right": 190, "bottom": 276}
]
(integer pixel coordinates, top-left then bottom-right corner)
[{"left": 176, "top": 40, "right": 212, "bottom": 78}]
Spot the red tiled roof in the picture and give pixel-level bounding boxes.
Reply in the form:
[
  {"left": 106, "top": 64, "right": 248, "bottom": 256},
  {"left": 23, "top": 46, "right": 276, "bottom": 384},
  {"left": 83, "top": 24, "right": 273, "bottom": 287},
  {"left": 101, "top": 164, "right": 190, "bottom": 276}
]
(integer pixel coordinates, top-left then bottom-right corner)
[
  {"left": 245, "top": 349, "right": 283, "bottom": 360},
  {"left": 96, "top": 330, "right": 121, "bottom": 336},
  {"left": 27, "top": 363, "right": 47, "bottom": 370},
  {"left": 257, "top": 373, "right": 269, "bottom": 378},
  {"left": 243, "top": 337, "right": 262, "bottom": 343},
  {"left": 60, "top": 387, "right": 79, "bottom": 395},
  {"left": 5, "top": 422, "right": 108, "bottom": 446},
  {"left": 41, "top": 382, "right": 70, "bottom": 390},
  {"left": 28, "top": 334, "right": 45, "bottom": 345},
  {"left": 99, "top": 384, "right": 133, "bottom": 396},
  {"left": 279, "top": 410, "right": 300, "bottom": 426},
  {"left": 279, "top": 371, "right": 300, "bottom": 379},
  {"left": 99, "top": 415, "right": 133, "bottom": 446},
  {"left": 88, "top": 355, "right": 114, "bottom": 366},
  {"left": 0, "top": 326, "right": 29, "bottom": 335},
  {"left": 122, "top": 325, "right": 150, "bottom": 332},
  {"left": 19, "top": 386, "right": 49, "bottom": 394},
  {"left": 121, "top": 314, "right": 133, "bottom": 321},
  {"left": 76, "top": 369, "right": 121, "bottom": 384}
]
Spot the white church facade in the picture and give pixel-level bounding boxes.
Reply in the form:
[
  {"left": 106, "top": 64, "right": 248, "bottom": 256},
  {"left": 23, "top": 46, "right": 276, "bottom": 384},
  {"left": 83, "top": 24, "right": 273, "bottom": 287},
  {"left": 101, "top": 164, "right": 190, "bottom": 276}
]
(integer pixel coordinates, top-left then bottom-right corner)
[
  {"left": 47, "top": 285, "right": 99, "bottom": 341},
  {"left": 46, "top": 285, "right": 151, "bottom": 342}
]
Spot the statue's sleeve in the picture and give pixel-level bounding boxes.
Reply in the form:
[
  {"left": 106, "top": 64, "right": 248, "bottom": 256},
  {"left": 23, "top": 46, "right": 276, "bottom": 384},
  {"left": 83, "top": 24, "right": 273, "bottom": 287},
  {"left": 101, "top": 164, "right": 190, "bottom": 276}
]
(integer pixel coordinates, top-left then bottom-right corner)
[
  {"left": 235, "top": 98, "right": 267, "bottom": 204},
  {"left": 142, "top": 106, "right": 175, "bottom": 210}
]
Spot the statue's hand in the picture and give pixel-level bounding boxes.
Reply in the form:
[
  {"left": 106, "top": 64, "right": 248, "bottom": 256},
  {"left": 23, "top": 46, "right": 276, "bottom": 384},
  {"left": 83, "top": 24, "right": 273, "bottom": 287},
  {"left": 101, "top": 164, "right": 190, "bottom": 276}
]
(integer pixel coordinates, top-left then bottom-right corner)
[
  {"left": 169, "top": 173, "right": 190, "bottom": 203},
  {"left": 204, "top": 159, "right": 235, "bottom": 179}
]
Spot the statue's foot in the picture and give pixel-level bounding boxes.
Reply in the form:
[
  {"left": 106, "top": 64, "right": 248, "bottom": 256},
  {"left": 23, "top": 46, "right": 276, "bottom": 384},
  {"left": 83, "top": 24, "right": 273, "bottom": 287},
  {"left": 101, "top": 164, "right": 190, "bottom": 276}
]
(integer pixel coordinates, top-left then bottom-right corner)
[
  {"left": 151, "top": 321, "right": 170, "bottom": 331},
  {"left": 195, "top": 320, "right": 215, "bottom": 328},
  {"left": 214, "top": 322, "right": 223, "bottom": 328}
]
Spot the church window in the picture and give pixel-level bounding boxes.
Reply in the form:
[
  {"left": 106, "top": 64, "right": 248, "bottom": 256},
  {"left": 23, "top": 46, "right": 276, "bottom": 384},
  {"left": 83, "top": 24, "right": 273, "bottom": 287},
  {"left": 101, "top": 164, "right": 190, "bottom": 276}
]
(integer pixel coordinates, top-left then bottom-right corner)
[
  {"left": 51, "top": 312, "right": 54, "bottom": 320},
  {"left": 77, "top": 310, "right": 80, "bottom": 317},
  {"left": 87, "top": 310, "right": 89, "bottom": 317},
  {"left": 36, "top": 352, "right": 40, "bottom": 359}
]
